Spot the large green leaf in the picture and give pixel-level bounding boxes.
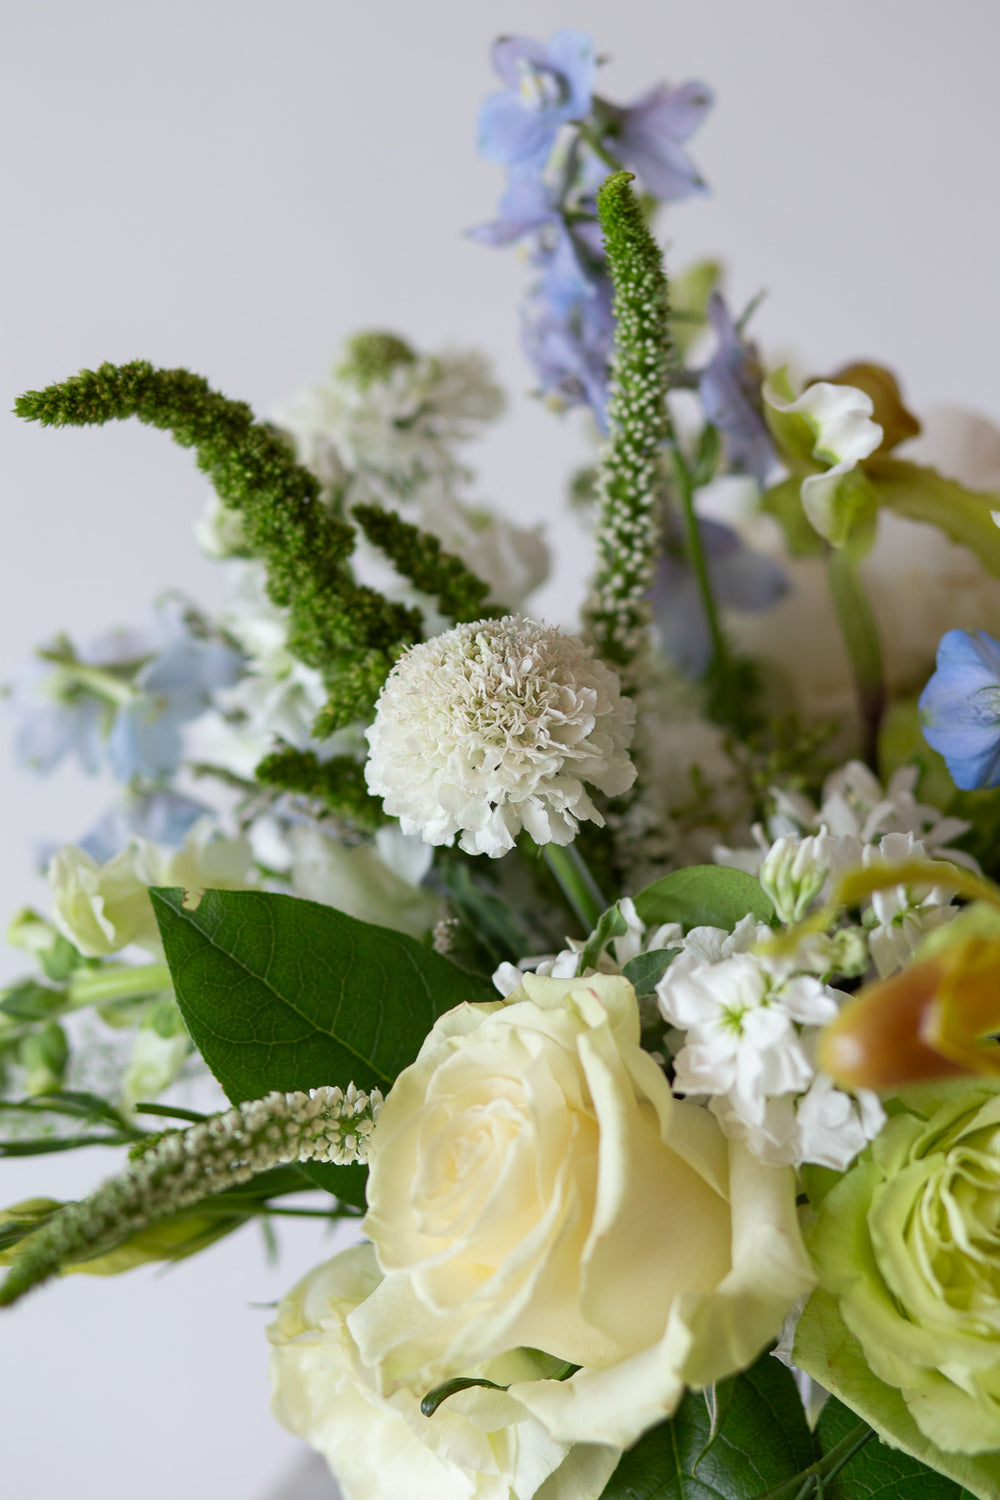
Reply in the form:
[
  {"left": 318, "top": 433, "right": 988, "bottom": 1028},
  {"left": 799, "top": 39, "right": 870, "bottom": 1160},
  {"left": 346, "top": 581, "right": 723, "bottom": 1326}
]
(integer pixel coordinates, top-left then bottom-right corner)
[
  {"left": 599, "top": 1352, "right": 817, "bottom": 1499},
  {"left": 150, "top": 888, "right": 494, "bottom": 1206},
  {"left": 632, "top": 866, "right": 774, "bottom": 934},
  {"left": 818, "top": 1396, "right": 973, "bottom": 1498}
]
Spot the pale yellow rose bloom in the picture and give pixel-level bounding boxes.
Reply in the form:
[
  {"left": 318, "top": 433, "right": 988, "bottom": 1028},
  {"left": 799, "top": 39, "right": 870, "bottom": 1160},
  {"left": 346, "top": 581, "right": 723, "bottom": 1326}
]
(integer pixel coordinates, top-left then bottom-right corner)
[
  {"left": 269, "top": 1242, "right": 618, "bottom": 1500},
  {"left": 350, "top": 973, "right": 814, "bottom": 1450}
]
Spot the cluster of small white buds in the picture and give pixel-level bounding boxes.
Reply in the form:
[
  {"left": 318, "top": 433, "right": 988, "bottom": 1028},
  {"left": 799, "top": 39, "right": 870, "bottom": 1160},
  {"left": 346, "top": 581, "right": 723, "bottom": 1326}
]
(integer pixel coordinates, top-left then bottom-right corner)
[
  {"left": 0, "top": 1083, "right": 383, "bottom": 1307},
  {"left": 759, "top": 832, "right": 832, "bottom": 925}
]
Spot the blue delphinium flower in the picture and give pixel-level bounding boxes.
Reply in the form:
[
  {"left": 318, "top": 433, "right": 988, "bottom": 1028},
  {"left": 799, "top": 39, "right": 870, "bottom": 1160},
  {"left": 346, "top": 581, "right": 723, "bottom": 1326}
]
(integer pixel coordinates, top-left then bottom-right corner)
[
  {"left": 650, "top": 515, "right": 788, "bottom": 675},
  {"left": 599, "top": 79, "right": 714, "bottom": 202},
  {"left": 477, "top": 29, "right": 597, "bottom": 169},
  {"left": 698, "top": 292, "right": 777, "bottom": 486},
  {"left": 6, "top": 600, "right": 242, "bottom": 785},
  {"left": 521, "top": 283, "right": 614, "bottom": 426},
  {"left": 468, "top": 176, "right": 598, "bottom": 311},
  {"left": 920, "top": 630, "right": 1000, "bottom": 788},
  {"left": 77, "top": 790, "right": 212, "bottom": 863}
]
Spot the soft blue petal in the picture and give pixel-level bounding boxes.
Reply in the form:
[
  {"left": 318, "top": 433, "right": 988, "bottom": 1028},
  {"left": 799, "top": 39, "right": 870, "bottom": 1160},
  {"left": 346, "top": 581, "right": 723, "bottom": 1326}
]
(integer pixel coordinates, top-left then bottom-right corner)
[
  {"left": 544, "top": 29, "right": 598, "bottom": 117},
  {"left": 79, "top": 791, "right": 210, "bottom": 862},
  {"left": 477, "top": 92, "right": 557, "bottom": 167},
  {"left": 919, "top": 630, "right": 1000, "bottom": 788},
  {"left": 490, "top": 34, "right": 551, "bottom": 89}
]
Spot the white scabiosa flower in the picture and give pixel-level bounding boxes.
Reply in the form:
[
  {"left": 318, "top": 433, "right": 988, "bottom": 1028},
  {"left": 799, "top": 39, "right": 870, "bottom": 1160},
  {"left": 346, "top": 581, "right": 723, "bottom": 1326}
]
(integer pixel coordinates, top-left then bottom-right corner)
[{"left": 365, "top": 615, "right": 636, "bottom": 857}]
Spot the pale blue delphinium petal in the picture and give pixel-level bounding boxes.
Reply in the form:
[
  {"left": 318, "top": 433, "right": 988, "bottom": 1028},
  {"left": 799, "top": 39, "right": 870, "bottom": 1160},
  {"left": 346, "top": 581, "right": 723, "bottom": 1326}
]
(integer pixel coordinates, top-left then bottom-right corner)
[
  {"left": 477, "top": 29, "right": 597, "bottom": 168},
  {"left": 602, "top": 79, "right": 713, "bottom": 201},
  {"left": 650, "top": 516, "right": 788, "bottom": 675},
  {"left": 77, "top": 790, "right": 212, "bottom": 864},
  {"left": 699, "top": 292, "right": 777, "bottom": 486},
  {"left": 521, "top": 286, "right": 614, "bottom": 426},
  {"left": 470, "top": 176, "right": 601, "bottom": 315},
  {"left": 920, "top": 629, "right": 1000, "bottom": 789}
]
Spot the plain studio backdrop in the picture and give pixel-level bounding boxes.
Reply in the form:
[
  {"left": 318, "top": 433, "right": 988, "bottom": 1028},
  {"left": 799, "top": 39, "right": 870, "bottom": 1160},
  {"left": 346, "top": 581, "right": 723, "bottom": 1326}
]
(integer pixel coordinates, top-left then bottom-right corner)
[{"left": 0, "top": 2, "right": 997, "bottom": 1495}]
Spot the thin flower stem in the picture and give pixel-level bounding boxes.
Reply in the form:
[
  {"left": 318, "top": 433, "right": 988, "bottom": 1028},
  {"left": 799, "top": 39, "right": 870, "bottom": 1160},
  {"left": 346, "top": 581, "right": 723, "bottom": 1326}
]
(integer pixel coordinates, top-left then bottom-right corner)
[
  {"left": 577, "top": 123, "right": 625, "bottom": 173},
  {"left": 826, "top": 547, "right": 886, "bottom": 772},
  {"left": 668, "top": 443, "right": 733, "bottom": 699},
  {"left": 542, "top": 845, "right": 606, "bottom": 933},
  {"left": 67, "top": 962, "right": 172, "bottom": 1009}
]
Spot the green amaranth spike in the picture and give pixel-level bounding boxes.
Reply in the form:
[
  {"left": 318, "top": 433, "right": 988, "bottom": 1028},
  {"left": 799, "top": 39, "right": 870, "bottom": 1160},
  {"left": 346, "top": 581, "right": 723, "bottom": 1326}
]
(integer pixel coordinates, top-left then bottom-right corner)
[
  {"left": 352, "top": 502, "right": 502, "bottom": 624},
  {"left": 14, "top": 361, "right": 421, "bottom": 726},
  {"left": 254, "top": 748, "right": 386, "bottom": 829},
  {"left": 0, "top": 1084, "right": 382, "bottom": 1307},
  {"left": 583, "top": 171, "right": 670, "bottom": 681}
]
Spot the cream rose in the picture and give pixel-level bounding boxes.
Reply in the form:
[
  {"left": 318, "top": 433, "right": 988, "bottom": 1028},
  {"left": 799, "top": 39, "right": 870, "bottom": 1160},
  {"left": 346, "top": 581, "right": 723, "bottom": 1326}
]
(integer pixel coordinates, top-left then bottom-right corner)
[
  {"left": 349, "top": 974, "right": 814, "bottom": 1450},
  {"left": 269, "top": 1242, "right": 618, "bottom": 1500}
]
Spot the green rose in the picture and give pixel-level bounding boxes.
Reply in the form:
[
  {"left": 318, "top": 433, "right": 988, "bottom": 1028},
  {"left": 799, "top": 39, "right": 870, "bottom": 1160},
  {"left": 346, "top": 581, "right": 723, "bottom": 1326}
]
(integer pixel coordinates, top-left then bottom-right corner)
[{"left": 797, "top": 1081, "right": 1000, "bottom": 1495}]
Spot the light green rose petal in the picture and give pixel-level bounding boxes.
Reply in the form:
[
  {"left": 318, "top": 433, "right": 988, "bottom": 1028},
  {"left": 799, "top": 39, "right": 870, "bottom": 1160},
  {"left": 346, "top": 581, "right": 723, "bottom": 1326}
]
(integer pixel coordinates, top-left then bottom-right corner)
[{"left": 795, "top": 1288, "right": 1000, "bottom": 1497}]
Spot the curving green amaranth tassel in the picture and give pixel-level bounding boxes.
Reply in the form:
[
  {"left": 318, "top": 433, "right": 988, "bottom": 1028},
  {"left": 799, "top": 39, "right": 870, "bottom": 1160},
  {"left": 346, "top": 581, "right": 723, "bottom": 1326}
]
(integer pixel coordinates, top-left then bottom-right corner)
[
  {"left": 583, "top": 172, "right": 670, "bottom": 681},
  {"left": 0, "top": 1084, "right": 382, "bottom": 1307},
  {"left": 352, "top": 503, "right": 502, "bottom": 624},
  {"left": 14, "top": 361, "right": 421, "bottom": 725}
]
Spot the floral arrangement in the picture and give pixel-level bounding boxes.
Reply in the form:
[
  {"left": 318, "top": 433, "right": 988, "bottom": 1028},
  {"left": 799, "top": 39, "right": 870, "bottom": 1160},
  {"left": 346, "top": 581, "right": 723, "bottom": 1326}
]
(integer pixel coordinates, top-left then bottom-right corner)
[{"left": 7, "top": 25, "right": 1000, "bottom": 1500}]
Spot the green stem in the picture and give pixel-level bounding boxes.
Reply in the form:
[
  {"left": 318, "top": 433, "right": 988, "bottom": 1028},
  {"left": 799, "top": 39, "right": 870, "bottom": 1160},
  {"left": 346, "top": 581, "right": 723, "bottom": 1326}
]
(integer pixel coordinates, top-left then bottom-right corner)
[
  {"left": 669, "top": 445, "right": 732, "bottom": 701},
  {"left": 542, "top": 845, "right": 605, "bottom": 933},
  {"left": 577, "top": 123, "right": 625, "bottom": 173},
  {"left": 826, "top": 548, "right": 886, "bottom": 772},
  {"left": 67, "top": 962, "right": 172, "bottom": 1009},
  {"left": 753, "top": 1421, "right": 874, "bottom": 1499}
]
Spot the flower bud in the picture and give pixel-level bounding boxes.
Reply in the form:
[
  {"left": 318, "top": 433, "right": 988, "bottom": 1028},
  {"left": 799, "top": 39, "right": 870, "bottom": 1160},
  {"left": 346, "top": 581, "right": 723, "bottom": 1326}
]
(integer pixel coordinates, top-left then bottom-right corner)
[{"left": 760, "top": 833, "right": 829, "bottom": 924}]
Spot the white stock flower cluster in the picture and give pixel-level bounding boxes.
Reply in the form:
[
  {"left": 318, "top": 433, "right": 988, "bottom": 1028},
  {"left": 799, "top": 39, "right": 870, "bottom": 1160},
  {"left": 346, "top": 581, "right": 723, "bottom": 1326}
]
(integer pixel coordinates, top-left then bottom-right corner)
[
  {"left": 365, "top": 616, "right": 637, "bottom": 857},
  {"left": 272, "top": 348, "right": 504, "bottom": 507},
  {"left": 655, "top": 915, "right": 884, "bottom": 1171},
  {"left": 717, "top": 760, "right": 973, "bottom": 979}
]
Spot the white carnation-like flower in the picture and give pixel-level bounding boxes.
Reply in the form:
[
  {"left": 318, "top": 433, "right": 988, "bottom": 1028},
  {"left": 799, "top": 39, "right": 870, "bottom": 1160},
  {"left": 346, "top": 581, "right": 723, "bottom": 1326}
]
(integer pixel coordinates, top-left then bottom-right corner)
[{"left": 365, "top": 616, "right": 636, "bottom": 857}]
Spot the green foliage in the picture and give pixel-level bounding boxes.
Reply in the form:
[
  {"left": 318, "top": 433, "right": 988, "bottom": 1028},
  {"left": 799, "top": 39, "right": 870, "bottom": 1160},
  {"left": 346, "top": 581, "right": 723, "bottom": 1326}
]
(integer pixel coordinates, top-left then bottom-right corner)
[
  {"left": 352, "top": 503, "right": 500, "bottom": 623},
  {"left": 150, "top": 887, "right": 495, "bottom": 1206},
  {"left": 599, "top": 1352, "right": 817, "bottom": 1499},
  {"left": 632, "top": 865, "right": 774, "bottom": 933},
  {"left": 866, "top": 458, "right": 1000, "bottom": 576},
  {"left": 621, "top": 948, "right": 678, "bottom": 996},
  {"left": 253, "top": 748, "right": 385, "bottom": 830},
  {"left": 576, "top": 902, "right": 629, "bottom": 975},
  {"left": 15, "top": 361, "right": 422, "bottom": 726},
  {"left": 585, "top": 171, "right": 670, "bottom": 675},
  {"left": 817, "top": 1397, "right": 973, "bottom": 1498}
]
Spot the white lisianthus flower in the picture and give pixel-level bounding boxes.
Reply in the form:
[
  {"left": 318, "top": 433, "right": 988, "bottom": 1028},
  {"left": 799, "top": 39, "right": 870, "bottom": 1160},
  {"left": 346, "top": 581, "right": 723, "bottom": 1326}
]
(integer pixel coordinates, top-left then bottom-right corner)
[
  {"left": 289, "top": 824, "right": 442, "bottom": 940},
  {"left": 48, "top": 821, "right": 256, "bottom": 958},
  {"left": 364, "top": 616, "right": 636, "bottom": 857},
  {"left": 269, "top": 1243, "right": 618, "bottom": 1500},
  {"left": 763, "top": 377, "right": 882, "bottom": 542},
  {"left": 349, "top": 973, "right": 813, "bottom": 1451}
]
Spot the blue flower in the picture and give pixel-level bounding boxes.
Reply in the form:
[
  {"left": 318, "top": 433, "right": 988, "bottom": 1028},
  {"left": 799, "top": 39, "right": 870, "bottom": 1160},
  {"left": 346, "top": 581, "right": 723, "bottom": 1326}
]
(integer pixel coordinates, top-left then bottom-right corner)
[
  {"left": 6, "top": 600, "right": 243, "bottom": 784},
  {"left": 650, "top": 515, "right": 788, "bottom": 675},
  {"left": 477, "top": 30, "right": 597, "bottom": 169},
  {"left": 698, "top": 293, "right": 777, "bottom": 486},
  {"left": 600, "top": 79, "right": 713, "bottom": 201},
  {"left": 77, "top": 790, "right": 212, "bottom": 863},
  {"left": 520, "top": 283, "right": 614, "bottom": 425},
  {"left": 469, "top": 176, "right": 600, "bottom": 311},
  {"left": 920, "top": 630, "right": 1000, "bottom": 789}
]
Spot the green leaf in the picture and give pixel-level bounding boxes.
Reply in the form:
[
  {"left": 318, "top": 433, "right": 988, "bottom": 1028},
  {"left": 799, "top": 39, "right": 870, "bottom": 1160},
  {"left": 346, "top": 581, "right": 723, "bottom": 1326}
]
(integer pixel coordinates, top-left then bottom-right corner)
[
  {"left": 577, "top": 903, "right": 630, "bottom": 975},
  {"left": 150, "top": 887, "right": 494, "bottom": 1207},
  {"left": 795, "top": 1289, "right": 1000, "bottom": 1498},
  {"left": 599, "top": 1351, "right": 818, "bottom": 1499},
  {"left": 632, "top": 866, "right": 774, "bottom": 934},
  {"left": 0, "top": 980, "right": 65, "bottom": 1021},
  {"left": 817, "top": 1396, "right": 973, "bottom": 1498},
  {"left": 621, "top": 948, "right": 679, "bottom": 996},
  {"left": 867, "top": 458, "right": 1000, "bottom": 577}
]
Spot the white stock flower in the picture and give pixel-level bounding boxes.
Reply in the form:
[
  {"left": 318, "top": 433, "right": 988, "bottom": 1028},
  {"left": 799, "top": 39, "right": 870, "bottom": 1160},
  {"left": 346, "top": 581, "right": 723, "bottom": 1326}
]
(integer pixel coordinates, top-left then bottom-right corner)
[
  {"left": 365, "top": 616, "right": 636, "bottom": 857},
  {"left": 269, "top": 1243, "right": 618, "bottom": 1500},
  {"left": 273, "top": 348, "right": 504, "bottom": 508},
  {"left": 216, "top": 564, "right": 327, "bottom": 751},
  {"left": 861, "top": 831, "right": 959, "bottom": 978}
]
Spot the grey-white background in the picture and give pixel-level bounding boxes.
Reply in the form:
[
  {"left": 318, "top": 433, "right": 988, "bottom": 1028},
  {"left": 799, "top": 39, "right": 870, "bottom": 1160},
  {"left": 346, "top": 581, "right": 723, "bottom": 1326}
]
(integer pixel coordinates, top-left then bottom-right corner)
[{"left": 1, "top": 2, "right": 997, "bottom": 1495}]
